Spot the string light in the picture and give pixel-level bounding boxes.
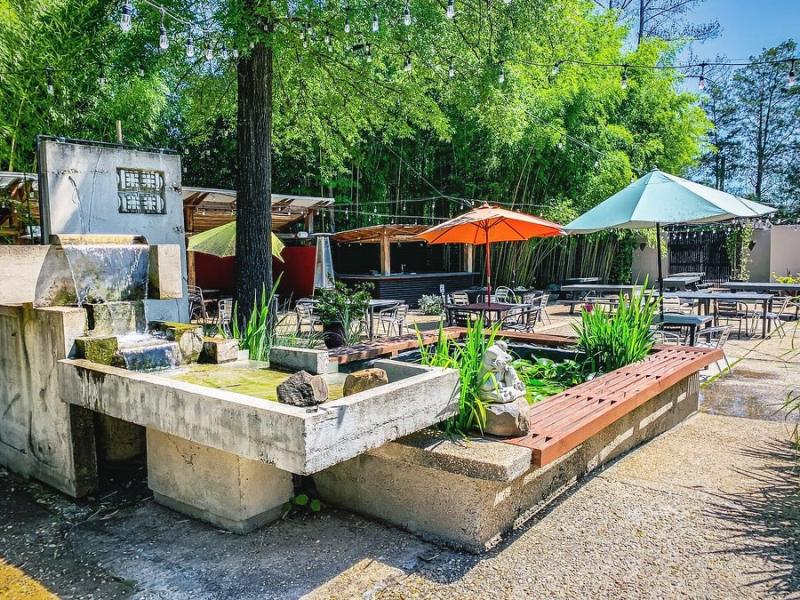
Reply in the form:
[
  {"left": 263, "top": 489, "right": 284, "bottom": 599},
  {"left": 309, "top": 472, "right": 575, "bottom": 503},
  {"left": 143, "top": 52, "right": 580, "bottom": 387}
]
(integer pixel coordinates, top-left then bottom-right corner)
[
  {"left": 620, "top": 64, "right": 628, "bottom": 89},
  {"left": 98, "top": 66, "right": 107, "bottom": 87},
  {"left": 221, "top": 44, "right": 229, "bottom": 60},
  {"left": 790, "top": 60, "right": 797, "bottom": 86},
  {"left": 204, "top": 39, "right": 213, "bottom": 61},
  {"left": 498, "top": 63, "right": 505, "bottom": 83},
  {"left": 186, "top": 35, "right": 195, "bottom": 58},
  {"left": 446, "top": 0, "right": 455, "bottom": 19},
  {"left": 448, "top": 62, "right": 455, "bottom": 78},
  {"left": 120, "top": 0, "right": 133, "bottom": 32},
  {"left": 402, "top": 2, "right": 411, "bottom": 26},
  {"left": 366, "top": 43, "right": 372, "bottom": 62},
  {"left": 551, "top": 61, "right": 561, "bottom": 76},
  {"left": 344, "top": 13, "right": 350, "bottom": 33},
  {"left": 404, "top": 54, "right": 412, "bottom": 72},
  {"left": 698, "top": 62, "right": 706, "bottom": 90},
  {"left": 159, "top": 9, "right": 169, "bottom": 50}
]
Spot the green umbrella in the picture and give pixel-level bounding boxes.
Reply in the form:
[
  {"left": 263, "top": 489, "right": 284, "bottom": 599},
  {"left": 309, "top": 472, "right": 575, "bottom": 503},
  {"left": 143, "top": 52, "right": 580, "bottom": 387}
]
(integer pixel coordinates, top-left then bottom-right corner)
[
  {"left": 565, "top": 168, "right": 776, "bottom": 312},
  {"left": 187, "top": 221, "right": 285, "bottom": 260}
]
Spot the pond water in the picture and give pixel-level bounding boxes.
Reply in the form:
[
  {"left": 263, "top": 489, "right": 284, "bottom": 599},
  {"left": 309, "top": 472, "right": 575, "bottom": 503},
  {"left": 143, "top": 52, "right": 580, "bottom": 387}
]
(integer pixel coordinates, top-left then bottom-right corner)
[{"left": 167, "top": 361, "right": 345, "bottom": 402}]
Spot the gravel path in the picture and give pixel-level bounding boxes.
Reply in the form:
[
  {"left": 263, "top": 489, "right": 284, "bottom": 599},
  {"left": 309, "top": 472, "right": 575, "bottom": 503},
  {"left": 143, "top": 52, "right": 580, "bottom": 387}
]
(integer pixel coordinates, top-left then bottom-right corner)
[{"left": 1, "top": 413, "right": 798, "bottom": 599}]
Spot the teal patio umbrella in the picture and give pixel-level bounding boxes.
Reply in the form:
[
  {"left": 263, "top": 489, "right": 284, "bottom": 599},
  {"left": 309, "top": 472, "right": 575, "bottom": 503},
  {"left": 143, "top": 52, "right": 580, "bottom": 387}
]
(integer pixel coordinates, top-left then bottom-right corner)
[{"left": 565, "top": 168, "right": 776, "bottom": 302}]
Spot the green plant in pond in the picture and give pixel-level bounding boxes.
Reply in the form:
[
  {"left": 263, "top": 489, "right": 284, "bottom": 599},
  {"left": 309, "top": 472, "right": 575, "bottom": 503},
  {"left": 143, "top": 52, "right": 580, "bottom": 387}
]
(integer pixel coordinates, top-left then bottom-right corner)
[
  {"left": 417, "top": 319, "right": 499, "bottom": 435},
  {"left": 232, "top": 278, "right": 281, "bottom": 362},
  {"left": 315, "top": 282, "right": 373, "bottom": 346},
  {"left": 512, "top": 357, "right": 587, "bottom": 404},
  {"left": 573, "top": 286, "right": 657, "bottom": 374}
]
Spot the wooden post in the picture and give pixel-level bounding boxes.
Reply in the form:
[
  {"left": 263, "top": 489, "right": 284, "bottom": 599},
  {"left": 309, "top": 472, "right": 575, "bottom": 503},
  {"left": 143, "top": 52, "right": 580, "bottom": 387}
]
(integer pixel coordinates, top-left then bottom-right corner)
[
  {"left": 184, "top": 207, "right": 196, "bottom": 288},
  {"left": 464, "top": 244, "right": 474, "bottom": 273},
  {"left": 115, "top": 120, "right": 123, "bottom": 144},
  {"left": 305, "top": 210, "right": 315, "bottom": 234},
  {"left": 380, "top": 233, "right": 391, "bottom": 275}
]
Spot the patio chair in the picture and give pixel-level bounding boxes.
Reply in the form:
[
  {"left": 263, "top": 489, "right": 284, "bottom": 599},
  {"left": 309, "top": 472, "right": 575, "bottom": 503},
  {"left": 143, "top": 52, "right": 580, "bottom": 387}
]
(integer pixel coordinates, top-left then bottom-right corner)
[
  {"left": 714, "top": 300, "right": 753, "bottom": 338},
  {"left": 378, "top": 303, "right": 408, "bottom": 337},
  {"left": 494, "top": 286, "right": 514, "bottom": 303},
  {"left": 500, "top": 304, "right": 540, "bottom": 332},
  {"left": 447, "top": 306, "right": 475, "bottom": 327},
  {"left": 295, "top": 299, "right": 321, "bottom": 335},
  {"left": 188, "top": 285, "right": 212, "bottom": 323},
  {"left": 694, "top": 326, "right": 732, "bottom": 373},
  {"left": 217, "top": 297, "right": 234, "bottom": 337},
  {"left": 752, "top": 295, "right": 792, "bottom": 338},
  {"left": 661, "top": 296, "right": 693, "bottom": 315},
  {"left": 538, "top": 292, "right": 551, "bottom": 324},
  {"left": 449, "top": 291, "right": 469, "bottom": 306},
  {"left": 651, "top": 327, "right": 686, "bottom": 345}
]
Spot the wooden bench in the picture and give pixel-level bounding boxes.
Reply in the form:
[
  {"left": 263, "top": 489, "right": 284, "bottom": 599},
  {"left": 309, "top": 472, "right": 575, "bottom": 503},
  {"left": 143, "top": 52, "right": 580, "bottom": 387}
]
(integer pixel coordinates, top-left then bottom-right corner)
[
  {"left": 326, "top": 330, "right": 459, "bottom": 365},
  {"left": 504, "top": 345, "right": 722, "bottom": 467}
]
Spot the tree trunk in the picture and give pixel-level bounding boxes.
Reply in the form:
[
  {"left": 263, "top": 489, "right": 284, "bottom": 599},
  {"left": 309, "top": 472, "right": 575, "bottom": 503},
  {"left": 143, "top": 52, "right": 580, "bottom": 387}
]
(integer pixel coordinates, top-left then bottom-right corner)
[
  {"left": 637, "top": 0, "right": 646, "bottom": 45},
  {"left": 235, "top": 15, "right": 273, "bottom": 322}
]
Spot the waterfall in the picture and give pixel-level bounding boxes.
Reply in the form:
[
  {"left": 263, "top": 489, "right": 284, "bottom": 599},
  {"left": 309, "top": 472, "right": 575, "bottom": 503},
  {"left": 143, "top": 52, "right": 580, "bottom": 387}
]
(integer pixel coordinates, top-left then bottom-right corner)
[{"left": 61, "top": 244, "right": 149, "bottom": 305}]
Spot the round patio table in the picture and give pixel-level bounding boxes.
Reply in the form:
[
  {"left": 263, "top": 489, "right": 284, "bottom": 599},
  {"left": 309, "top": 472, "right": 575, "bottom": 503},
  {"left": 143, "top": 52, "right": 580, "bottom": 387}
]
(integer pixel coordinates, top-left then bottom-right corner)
[{"left": 445, "top": 302, "right": 522, "bottom": 326}]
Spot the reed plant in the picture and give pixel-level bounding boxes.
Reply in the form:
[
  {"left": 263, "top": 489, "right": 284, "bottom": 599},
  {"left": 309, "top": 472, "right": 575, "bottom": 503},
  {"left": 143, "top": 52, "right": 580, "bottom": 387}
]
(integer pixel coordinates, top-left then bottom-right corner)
[
  {"left": 417, "top": 319, "right": 499, "bottom": 435},
  {"left": 573, "top": 286, "right": 657, "bottom": 374},
  {"left": 232, "top": 279, "right": 281, "bottom": 362}
]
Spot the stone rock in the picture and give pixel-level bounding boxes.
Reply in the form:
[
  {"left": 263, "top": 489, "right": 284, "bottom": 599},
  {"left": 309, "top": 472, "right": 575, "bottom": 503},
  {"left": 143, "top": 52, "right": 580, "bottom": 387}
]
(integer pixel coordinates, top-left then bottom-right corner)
[
  {"left": 482, "top": 398, "right": 530, "bottom": 437},
  {"left": 276, "top": 371, "right": 328, "bottom": 407},
  {"left": 74, "top": 335, "right": 119, "bottom": 365},
  {"left": 200, "top": 338, "right": 240, "bottom": 364},
  {"left": 151, "top": 321, "right": 204, "bottom": 364},
  {"left": 343, "top": 368, "right": 389, "bottom": 396}
]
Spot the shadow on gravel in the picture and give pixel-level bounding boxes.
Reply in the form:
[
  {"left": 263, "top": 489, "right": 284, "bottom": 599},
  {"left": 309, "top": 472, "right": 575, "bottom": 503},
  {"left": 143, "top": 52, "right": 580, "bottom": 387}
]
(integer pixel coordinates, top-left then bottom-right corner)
[{"left": 703, "top": 440, "right": 800, "bottom": 596}]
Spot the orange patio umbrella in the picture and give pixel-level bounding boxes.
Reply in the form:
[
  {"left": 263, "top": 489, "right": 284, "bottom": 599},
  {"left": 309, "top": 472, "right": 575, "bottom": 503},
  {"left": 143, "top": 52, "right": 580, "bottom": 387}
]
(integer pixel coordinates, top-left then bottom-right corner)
[{"left": 419, "top": 203, "right": 564, "bottom": 301}]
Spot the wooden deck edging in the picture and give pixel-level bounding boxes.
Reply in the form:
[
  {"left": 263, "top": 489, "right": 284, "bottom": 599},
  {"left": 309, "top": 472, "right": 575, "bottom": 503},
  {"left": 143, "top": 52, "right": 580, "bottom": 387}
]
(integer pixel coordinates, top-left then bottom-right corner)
[{"left": 505, "top": 345, "right": 723, "bottom": 467}]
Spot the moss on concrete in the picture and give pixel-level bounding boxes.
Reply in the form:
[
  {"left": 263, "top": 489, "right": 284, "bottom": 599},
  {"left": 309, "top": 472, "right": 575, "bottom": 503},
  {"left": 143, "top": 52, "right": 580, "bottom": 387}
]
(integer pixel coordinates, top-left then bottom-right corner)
[{"left": 75, "top": 336, "right": 119, "bottom": 366}]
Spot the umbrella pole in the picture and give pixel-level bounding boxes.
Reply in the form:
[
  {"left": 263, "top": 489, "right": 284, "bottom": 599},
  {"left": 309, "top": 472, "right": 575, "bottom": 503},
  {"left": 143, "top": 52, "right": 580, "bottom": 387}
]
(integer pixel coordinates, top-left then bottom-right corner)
[
  {"left": 656, "top": 222, "right": 664, "bottom": 318},
  {"left": 485, "top": 238, "right": 492, "bottom": 308}
]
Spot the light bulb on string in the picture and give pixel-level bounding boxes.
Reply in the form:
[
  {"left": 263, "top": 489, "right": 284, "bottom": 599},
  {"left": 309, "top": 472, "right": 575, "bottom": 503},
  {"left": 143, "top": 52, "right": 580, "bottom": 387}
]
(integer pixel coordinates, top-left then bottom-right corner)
[
  {"left": 446, "top": 0, "right": 455, "bottom": 19},
  {"left": 344, "top": 13, "right": 350, "bottom": 33},
  {"left": 448, "top": 62, "right": 455, "bottom": 79},
  {"left": 789, "top": 60, "right": 797, "bottom": 87},
  {"left": 138, "top": 65, "right": 145, "bottom": 77},
  {"left": 159, "top": 9, "right": 169, "bottom": 50},
  {"left": 98, "top": 67, "right": 107, "bottom": 87},
  {"left": 120, "top": 0, "right": 133, "bottom": 32},
  {"left": 402, "top": 2, "right": 411, "bottom": 26},
  {"left": 404, "top": 54, "right": 412, "bottom": 72},
  {"left": 620, "top": 65, "right": 628, "bottom": 89},
  {"left": 551, "top": 61, "right": 560, "bottom": 76},
  {"left": 185, "top": 35, "right": 195, "bottom": 57},
  {"left": 205, "top": 40, "right": 213, "bottom": 61},
  {"left": 372, "top": 9, "right": 379, "bottom": 32},
  {"left": 324, "top": 31, "right": 332, "bottom": 49},
  {"left": 221, "top": 44, "right": 229, "bottom": 60},
  {"left": 366, "top": 43, "right": 372, "bottom": 62},
  {"left": 498, "top": 64, "right": 505, "bottom": 84},
  {"left": 698, "top": 63, "right": 706, "bottom": 90},
  {"left": 232, "top": 48, "right": 239, "bottom": 59}
]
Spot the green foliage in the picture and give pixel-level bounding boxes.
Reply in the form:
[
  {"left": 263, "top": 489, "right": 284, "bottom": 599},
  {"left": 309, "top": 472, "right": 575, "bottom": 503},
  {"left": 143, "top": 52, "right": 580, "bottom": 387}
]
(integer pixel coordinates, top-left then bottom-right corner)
[
  {"left": 418, "top": 294, "right": 443, "bottom": 316},
  {"left": 573, "top": 287, "right": 657, "bottom": 374},
  {"left": 511, "top": 357, "right": 587, "bottom": 404},
  {"left": 418, "top": 319, "right": 499, "bottom": 435},
  {"left": 314, "top": 282, "right": 372, "bottom": 346},
  {"left": 282, "top": 494, "right": 322, "bottom": 517},
  {"left": 774, "top": 273, "right": 800, "bottom": 284},
  {"left": 725, "top": 224, "right": 753, "bottom": 281},
  {"left": 232, "top": 279, "right": 280, "bottom": 362}
]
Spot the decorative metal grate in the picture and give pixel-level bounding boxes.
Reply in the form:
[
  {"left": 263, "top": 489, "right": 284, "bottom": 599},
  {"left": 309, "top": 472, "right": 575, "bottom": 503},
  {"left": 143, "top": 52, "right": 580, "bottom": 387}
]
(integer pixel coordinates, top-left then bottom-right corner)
[
  {"left": 117, "top": 168, "right": 166, "bottom": 214},
  {"left": 668, "top": 228, "right": 731, "bottom": 285}
]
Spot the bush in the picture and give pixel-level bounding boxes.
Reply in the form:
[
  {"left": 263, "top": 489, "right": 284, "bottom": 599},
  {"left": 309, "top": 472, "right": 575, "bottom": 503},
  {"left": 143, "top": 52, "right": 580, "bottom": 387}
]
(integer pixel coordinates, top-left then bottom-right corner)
[
  {"left": 418, "top": 294, "right": 443, "bottom": 315},
  {"left": 573, "top": 287, "right": 656, "bottom": 374}
]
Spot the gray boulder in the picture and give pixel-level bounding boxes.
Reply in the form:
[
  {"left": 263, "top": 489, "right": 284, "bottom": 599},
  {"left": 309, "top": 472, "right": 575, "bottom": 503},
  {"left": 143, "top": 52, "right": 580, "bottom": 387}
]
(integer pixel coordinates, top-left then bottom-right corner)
[
  {"left": 277, "top": 371, "right": 329, "bottom": 407},
  {"left": 482, "top": 397, "right": 530, "bottom": 437},
  {"left": 343, "top": 368, "right": 389, "bottom": 396}
]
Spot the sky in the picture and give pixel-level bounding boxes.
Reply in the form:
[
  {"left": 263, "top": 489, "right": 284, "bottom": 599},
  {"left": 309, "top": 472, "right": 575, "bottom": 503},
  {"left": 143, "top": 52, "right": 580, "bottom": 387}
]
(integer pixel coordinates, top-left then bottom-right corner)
[{"left": 687, "top": 0, "right": 799, "bottom": 60}]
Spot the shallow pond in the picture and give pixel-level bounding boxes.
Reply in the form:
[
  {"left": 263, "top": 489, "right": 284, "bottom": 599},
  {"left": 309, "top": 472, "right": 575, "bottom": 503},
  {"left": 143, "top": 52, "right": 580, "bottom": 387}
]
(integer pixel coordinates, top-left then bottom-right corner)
[{"left": 167, "top": 361, "right": 345, "bottom": 402}]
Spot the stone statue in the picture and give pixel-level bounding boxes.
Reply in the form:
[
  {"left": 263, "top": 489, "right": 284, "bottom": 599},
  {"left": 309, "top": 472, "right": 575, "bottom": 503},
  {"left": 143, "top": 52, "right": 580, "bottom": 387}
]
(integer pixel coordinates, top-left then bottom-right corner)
[{"left": 478, "top": 341, "right": 526, "bottom": 404}]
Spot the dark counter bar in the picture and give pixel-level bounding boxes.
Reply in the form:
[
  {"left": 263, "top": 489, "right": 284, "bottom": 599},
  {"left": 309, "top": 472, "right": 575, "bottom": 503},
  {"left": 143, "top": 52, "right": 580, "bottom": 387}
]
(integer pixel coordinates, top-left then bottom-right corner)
[{"left": 338, "top": 272, "right": 478, "bottom": 306}]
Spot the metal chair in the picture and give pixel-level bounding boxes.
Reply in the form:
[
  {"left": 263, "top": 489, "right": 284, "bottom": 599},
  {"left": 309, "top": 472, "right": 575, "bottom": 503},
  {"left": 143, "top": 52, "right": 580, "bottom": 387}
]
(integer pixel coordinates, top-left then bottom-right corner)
[
  {"left": 378, "top": 303, "right": 408, "bottom": 337},
  {"left": 752, "top": 295, "right": 792, "bottom": 338},
  {"left": 500, "top": 304, "right": 540, "bottom": 332},
  {"left": 651, "top": 327, "right": 686, "bottom": 345},
  {"left": 449, "top": 291, "right": 469, "bottom": 306},
  {"left": 694, "top": 326, "right": 732, "bottom": 373},
  {"left": 714, "top": 300, "right": 753, "bottom": 338},
  {"left": 217, "top": 297, "right": 234, "bottom": 336},
  {"left": 662, "top": 296, "right": 694, "bottom": 315},
  {"left": 447, "top": 306, "right": 475, "bottom": 327},
  {"left": 188, "top": 285, "right": 211, "bottom": 323},
  {"left": 295, "top": 300, "right": 321, "bottom": 335},
  {"left": 494, "top": 286, "right": 514, "bottom": 303}
]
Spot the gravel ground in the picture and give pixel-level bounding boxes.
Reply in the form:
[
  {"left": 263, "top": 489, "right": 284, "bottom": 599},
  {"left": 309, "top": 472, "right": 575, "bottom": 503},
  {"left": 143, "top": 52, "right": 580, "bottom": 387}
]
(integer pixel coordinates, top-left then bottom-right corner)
[{"left": 1, "top": 413, "right": 798, "bottom": 599}]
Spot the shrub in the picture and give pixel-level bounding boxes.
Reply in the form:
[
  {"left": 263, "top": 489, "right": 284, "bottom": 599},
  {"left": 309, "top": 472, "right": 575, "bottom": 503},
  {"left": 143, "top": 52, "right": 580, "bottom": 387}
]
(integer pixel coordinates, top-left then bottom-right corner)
[
  {"left": 573, "top": 287, "right": 656, "bottom": 374},
  {"left": 418, "top": 294, "right": 443, "bottom": 315},
  {"left": 315, "top": 282, "right": 373, "bottom": 345},
  {"left": 232, "top": 280, "right": 280, "bottom": 362},
  {"left": 512, "top": 357, "right": 587, "bottom": 404}
]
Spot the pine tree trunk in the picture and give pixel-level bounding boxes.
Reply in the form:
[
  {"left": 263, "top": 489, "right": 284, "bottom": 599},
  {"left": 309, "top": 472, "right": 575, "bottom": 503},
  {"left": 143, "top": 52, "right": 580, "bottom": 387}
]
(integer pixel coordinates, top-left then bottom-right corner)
[{"left": 235, "top": 15, "right": 273, "bottom": 322}]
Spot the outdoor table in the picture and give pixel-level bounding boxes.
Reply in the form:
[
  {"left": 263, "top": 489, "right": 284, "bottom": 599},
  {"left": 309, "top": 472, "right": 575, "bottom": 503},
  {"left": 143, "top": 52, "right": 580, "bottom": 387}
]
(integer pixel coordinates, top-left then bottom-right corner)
[
  {"left": 662, "top": 275, "right": 702, "bottom": 290},
  {"left": 662, "top": 291, "right": 774, "bottom": 338},
  {"left": 721, "top": 281, "right": 800, "bottom": 296},
  {"left": 654, "top": 313, "right": 713, "bottom": 345},
  {"left": 561, "top": 277, "right": 601, "bottom": 285},
  {"left": 559, "top": 284, "right": 645, "bottom": 312},
  {"left": 444, "top": 302, "right": 522, "bottom": 326}
]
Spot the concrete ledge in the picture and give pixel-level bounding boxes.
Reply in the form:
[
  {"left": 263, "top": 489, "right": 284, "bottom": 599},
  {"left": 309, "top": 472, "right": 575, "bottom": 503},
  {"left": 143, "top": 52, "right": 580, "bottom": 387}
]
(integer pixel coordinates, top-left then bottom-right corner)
[
  {"left": 270, "top": 346, "right": 337, "bottom": 374},
  {"left": 315, "top": 374, "right": 699, "bottom": 552}
]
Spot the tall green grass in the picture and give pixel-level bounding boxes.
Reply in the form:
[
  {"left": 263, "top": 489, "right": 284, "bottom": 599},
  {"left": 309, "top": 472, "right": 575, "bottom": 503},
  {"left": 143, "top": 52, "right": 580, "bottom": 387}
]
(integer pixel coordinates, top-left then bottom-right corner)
[
  {"left": 417, "top": 319, "right": 499, "bottom": 435},
  {"left": 232, "top": 279, "right": 281, "bottom": 362},
  {"left": 573, "top": 286, "right": 656, "bottom": 373}
]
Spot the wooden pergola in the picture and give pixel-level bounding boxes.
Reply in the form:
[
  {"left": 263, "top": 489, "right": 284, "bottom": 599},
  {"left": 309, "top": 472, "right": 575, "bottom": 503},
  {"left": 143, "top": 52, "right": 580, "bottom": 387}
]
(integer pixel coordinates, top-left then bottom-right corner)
[{"left": 331, "top": 224, "right": 432, "bottom": 275}]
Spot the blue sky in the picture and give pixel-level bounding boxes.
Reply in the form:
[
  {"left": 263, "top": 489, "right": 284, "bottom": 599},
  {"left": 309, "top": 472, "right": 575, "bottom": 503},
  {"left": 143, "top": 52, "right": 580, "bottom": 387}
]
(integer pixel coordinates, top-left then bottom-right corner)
[{"left": 688, "top": 0, "right": 798, "bottom": 59}]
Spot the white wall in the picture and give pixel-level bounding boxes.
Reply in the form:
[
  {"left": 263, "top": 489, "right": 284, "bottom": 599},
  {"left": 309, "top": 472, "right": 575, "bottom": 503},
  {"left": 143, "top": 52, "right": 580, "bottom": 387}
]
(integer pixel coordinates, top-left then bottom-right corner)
[
  {"left": 631, "top": 242, "right": 667, "bottom": 285},
  {"left": 0, "top": 245, "right": 49, "bottom": 304},
  {"left": 768, "top": 226, "right": 800, "bottom": 280}
]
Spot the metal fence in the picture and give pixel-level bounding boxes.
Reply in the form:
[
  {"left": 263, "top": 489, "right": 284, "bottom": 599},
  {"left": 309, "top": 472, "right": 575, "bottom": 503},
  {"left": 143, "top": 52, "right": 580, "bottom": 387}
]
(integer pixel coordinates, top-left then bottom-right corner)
[{"left": 668, "top": 229, "right": 731, "bottom": 285}]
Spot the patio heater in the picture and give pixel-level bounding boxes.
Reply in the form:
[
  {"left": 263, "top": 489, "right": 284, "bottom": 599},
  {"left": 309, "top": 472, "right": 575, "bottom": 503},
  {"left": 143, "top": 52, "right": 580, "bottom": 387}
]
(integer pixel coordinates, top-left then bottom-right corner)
[{"left": 313, "top": 233, "right": 335, "bottom": 293}]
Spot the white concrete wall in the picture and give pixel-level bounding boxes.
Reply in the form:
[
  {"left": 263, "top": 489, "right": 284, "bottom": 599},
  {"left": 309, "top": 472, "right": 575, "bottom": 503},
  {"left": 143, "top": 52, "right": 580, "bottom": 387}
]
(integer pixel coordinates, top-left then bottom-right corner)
[
  {"left": 0, "top": 304, "right": 97, "bottom": 496},
  {"left": 768, "top": 226, "right": 800, "bottom": 280},
  {"left": 748, "top": 229, "right": 772, "bottom": 281},
  {"left": 0, "top": 246, "right": 49, "bottom": 304},
  {"left": 38, "top": 139, "right": 187, "bottom": 320},
  {"left": 631, "top": 242, "right": 667, "bottom": 284}
]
